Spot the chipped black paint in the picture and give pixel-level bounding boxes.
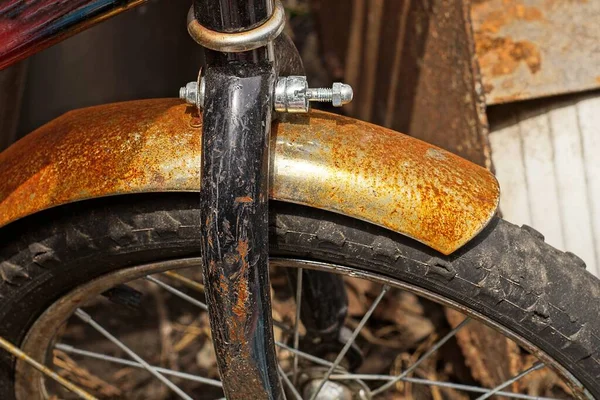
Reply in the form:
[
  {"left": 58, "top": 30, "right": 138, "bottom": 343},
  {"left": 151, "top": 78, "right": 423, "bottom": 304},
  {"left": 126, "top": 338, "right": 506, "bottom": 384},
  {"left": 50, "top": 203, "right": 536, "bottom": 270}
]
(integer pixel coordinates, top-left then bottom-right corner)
[{"left": 199, "top": 62, "right": 282, "bottom": 399}]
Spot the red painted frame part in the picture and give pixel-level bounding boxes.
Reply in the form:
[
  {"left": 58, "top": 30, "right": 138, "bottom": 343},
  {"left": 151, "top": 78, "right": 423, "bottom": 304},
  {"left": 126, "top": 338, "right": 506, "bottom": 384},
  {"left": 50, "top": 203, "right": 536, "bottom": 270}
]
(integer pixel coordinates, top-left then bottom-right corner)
[{"left": 0, "top": 0, "right": 145, "bottom": 70}]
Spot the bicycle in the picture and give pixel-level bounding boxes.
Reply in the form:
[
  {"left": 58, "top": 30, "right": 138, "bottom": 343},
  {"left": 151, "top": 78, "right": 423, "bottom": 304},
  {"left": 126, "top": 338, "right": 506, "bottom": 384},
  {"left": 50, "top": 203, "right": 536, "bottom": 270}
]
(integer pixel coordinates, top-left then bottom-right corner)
[{"left": 0, "top": 0, "right": 598, "bottom": 399}]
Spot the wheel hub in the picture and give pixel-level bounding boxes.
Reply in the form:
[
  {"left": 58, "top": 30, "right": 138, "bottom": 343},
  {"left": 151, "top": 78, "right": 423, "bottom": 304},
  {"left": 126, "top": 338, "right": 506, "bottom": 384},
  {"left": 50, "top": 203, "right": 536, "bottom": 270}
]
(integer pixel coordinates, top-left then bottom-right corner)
[{"left": 298, "top": 367, "right": 371, "bottom": 400}]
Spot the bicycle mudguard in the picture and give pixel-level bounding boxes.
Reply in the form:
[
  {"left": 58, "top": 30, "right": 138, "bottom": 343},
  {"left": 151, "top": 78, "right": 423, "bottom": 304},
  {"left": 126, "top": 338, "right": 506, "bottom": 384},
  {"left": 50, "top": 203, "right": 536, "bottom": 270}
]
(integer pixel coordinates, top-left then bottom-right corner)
[{"left": 0, "top": 99, "right": 499, "bottom": 255}]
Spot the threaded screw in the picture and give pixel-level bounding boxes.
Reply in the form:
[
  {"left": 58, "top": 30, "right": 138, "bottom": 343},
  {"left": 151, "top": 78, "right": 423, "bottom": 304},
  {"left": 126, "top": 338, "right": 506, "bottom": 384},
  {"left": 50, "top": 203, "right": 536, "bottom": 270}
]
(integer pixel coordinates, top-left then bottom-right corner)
[
  {"left": 306, "top": 88, "right": 334, "bottom": 102},
  {"left": 307, "top": 83, "right": 353, "bottom": 107},
  {"left": 274, "top": 77, "right": 354, "bottom": 113}
]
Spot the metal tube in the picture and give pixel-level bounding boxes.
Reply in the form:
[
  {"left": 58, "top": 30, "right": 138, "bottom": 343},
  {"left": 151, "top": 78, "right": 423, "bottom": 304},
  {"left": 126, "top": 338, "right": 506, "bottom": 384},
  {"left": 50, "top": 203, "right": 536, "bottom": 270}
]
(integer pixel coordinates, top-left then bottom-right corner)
[
  {"left": 193, "top": 0, "right": 270, "bottom": 33},
  {"left": 192, "top": 0, "right": 273, "bottom": 64},
  {"left": 286, "top": 269, "right": 348, "bottom": 339},
  {"left": 196, "top": 0, "right": 284, "bottom": 397},
  {"left": 200, "top": 63, "right": 283, "bottom": 399}
]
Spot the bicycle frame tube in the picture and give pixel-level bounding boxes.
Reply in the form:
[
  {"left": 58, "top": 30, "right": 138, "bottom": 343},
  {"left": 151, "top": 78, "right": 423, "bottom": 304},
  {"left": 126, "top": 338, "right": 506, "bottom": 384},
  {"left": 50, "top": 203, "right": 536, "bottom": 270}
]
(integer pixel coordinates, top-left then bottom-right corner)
[
  {"left": 195, "top": 0, "right": 284, "bottom": 398},
  {"left": 194, "top": 0, "right": 270, "bottom": 34}
]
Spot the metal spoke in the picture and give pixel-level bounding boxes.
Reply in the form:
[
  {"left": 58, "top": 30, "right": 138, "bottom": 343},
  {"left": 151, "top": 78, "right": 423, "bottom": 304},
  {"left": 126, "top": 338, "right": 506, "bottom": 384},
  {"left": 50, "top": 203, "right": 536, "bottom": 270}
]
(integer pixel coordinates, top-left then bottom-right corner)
[
  {"left": 278, "top": 365, "right": 303, "bottom": 400},
  {"left": 475, "top": 363, "right": 545, "bottom": 400},
  {"left": 0, "top": 336, "right": 97, "bottom": 400},
  {"left": 52, "top": 342, "right": 553, "bottom": 400},
  {"left": 271, "top": 346, "right": 557, "bottom": 400},
  {"left": 146, "top": 276, "right": 208, "bottom": 311},
  {"left": 328, "top": 374, "right": 557, "bottom": 400},
  {"left": 163, "top": 270, "right": 205, "bottom": 293},
  {"left": 276, "top": 341, "right": 335, "bottom": 369},
  {"left": 308, "top": 285, "right": 390, "bottom": 400},
  {"left": 55, "top": 344, "right": 223, "bottom": 388},
  {"left": 74, "top": 309, "right": 193, "bottom": 400},
  {"left": 292, "top": 267, "right": 303, "bottom": 385},
  {"left": 372, "top": 317, "right": 471, "bottom": 395}
]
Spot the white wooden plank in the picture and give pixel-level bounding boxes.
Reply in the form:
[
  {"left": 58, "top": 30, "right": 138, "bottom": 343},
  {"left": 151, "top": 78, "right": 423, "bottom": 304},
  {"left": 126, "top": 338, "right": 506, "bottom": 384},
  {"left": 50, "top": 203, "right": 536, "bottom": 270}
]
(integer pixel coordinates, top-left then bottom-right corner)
[
  {"left": 576, "top": 96, "right": 600, "bottom": 276},
  {"left": 490, "top": 94, "right": 600, "bottom": 276},
  {"left": 548, "top": 103, "right": 598, "bottom": 273},
  {"left": 489, "top": 113, "right": 532, "bottom": 226},
  {"left": 518, "top": 109, "right": 565, "bottom": 251}
]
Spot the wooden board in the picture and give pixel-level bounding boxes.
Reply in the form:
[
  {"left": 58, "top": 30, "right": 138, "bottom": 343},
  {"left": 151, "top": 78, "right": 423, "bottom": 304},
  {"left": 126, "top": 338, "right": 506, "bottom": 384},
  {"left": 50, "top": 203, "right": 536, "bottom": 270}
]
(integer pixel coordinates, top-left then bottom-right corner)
[{"left": 489, "top": 92, "right": 600, "bottom": 276}]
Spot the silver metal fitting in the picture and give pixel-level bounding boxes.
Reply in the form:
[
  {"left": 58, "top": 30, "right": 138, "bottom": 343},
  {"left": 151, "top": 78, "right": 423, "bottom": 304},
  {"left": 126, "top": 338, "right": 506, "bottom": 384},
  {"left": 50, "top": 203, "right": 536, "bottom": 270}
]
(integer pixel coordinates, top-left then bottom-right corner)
[
  {"left": 274, "top": 76, "right": 353, "bottom": 113},
  {"left": 274, "top": 76, "right": 310, "bottom": 113},
  {"left": 179, "top": 77, "right": 205, "bottom": 109},
  {"left": 187, "top": 1, "right": 285, "bottom": 53},
  {"left": 181, "top": 75, "right": 353, "bottom": 113}
]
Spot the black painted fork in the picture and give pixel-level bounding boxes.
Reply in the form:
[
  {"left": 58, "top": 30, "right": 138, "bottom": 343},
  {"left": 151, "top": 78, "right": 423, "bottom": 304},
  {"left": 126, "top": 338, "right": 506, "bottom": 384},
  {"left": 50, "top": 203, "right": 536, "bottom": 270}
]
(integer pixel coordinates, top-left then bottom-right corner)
[
  {"left": 195, "top": 1, "right": 349, "bottom": 398},
  {"left": 196, "top": 1, "right": 282, "bottom": 398}
]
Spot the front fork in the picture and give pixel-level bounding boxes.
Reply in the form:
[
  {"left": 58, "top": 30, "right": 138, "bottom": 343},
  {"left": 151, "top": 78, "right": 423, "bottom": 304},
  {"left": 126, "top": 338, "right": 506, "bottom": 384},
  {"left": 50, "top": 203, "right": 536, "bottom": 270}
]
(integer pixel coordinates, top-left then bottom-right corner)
[
  {"left": 200, "top": 63, "right": 280, "bottom": 399},
  {"left": 195, "top": 1, "right": 349, "bottom": 398}
]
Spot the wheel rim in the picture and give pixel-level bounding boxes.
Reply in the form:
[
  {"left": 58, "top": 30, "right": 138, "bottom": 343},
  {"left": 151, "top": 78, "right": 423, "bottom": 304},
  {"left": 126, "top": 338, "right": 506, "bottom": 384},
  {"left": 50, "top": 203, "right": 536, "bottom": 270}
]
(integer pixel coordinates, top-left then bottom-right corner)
[{"left": 15, "top": 257, "right": 591, "bottom": 400}]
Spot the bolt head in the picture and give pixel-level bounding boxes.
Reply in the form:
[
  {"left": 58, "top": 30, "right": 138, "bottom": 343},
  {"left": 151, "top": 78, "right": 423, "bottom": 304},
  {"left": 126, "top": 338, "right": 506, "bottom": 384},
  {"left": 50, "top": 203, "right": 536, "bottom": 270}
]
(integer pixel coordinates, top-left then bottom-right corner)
[
  {"left": 179, "top": 80, "right": 205, "bottom": 109},
  {"left": 181, "top": 81, "right": 198, "bottom": 105},
  {"left": 332, "top": 82, "right": 354, "bottom": 107}
]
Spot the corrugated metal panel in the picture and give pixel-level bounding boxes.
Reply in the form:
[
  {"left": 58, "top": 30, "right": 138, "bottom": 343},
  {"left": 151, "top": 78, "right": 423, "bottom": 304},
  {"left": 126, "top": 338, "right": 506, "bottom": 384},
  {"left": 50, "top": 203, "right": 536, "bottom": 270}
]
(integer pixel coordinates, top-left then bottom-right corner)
[{"left": 489, "top": 92, "right": 600, "bottom": 276}]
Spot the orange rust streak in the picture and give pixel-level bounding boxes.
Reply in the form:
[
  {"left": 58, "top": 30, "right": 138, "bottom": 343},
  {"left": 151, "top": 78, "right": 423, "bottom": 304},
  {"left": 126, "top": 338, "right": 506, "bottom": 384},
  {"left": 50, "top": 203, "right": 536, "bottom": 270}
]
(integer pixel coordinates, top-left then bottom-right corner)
[
  {"left": 232, "top": 239, "right": 250, "bottom": 318},
  {"left": 237, "top": 239, "right": 249, "bottom": 260},
  {"left": 235, "top": 196, "right": 254, "bottom": 204},
  {"left": 232, "top": 279, "right": 249, "bottom": 319}
]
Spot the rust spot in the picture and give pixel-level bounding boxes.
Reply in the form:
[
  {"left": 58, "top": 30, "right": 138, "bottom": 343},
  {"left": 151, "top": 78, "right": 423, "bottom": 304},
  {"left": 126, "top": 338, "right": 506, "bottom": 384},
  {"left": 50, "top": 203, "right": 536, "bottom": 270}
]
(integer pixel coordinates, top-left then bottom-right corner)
[
  {"left": 237, "top": 239, "right": 249, "bottom": 262},
  {"left": 476, "top": 34, "right": 541, "bottom": 76},
  {"left": 235, "top": 196, "right": 253, "bottom": 204},
  {"left": 232, "top": 279, "right": 249, "bottom": 318},
  {"left": 473, "top": 0, "right": 544, "bottom": 77},
  {"left": 218, "top": 273, "right": 228, "bottom": 294},
  {"left": 232, "top": 239, "right": 250, "bottom": 318}
]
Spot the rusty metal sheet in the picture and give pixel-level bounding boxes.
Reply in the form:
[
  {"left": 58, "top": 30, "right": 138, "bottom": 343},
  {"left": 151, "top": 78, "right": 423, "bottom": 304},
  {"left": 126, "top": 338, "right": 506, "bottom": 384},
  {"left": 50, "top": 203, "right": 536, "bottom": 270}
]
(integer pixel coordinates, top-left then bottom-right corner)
[
  {"left": 0, "top": 99, "right": 499, "bottom": 254},
  {"left": 310, "top": 0, "right": 492, "bottom": 168},
  {"left": 472, "top": 0, "right": 600, "bottom": 104}
]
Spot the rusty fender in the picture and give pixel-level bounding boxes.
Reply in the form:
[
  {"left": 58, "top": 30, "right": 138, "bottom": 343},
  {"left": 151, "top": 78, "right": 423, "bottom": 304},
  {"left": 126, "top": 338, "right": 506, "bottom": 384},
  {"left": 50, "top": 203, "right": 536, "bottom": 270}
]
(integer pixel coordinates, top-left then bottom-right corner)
[{"left": 0, "top": 99, "right": 499, "bottom": 255}]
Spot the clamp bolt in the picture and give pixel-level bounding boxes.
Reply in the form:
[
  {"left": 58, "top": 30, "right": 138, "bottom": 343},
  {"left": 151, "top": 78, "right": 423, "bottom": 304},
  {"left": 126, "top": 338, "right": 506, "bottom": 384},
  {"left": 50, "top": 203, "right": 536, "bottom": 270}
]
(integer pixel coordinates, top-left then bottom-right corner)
[
  {"left": 274, "top": 76, "right": 353, "bottom": 113},
  {"left": 180, "top": 75, "right": 353, "bottom": 113},
  {"left": 179, "top": 80, "right": 205, "bottom": 108}
]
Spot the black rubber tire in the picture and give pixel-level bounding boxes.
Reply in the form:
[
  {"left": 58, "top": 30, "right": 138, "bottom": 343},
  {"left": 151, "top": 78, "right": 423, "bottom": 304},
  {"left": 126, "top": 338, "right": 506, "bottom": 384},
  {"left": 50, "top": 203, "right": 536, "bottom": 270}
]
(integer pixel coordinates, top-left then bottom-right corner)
[{"left": 0, "top": 194, "right": 598, "bottom": 399}]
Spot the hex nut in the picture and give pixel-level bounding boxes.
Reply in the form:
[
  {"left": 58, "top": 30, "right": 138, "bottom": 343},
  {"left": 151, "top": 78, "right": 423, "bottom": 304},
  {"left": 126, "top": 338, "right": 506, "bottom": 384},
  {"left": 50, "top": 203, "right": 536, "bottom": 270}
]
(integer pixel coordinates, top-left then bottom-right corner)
[{"left": 332, "top": 82, "right": 354, "bottom": 107}]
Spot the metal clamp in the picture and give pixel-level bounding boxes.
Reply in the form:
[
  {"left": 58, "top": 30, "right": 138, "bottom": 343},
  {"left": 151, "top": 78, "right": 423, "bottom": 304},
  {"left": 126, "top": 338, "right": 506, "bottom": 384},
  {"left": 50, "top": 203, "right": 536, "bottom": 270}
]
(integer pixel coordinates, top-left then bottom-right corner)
[
  {"left": 180, "top": 75, "right": 354, "bottom": 113},
  {"left": 186, "top": 0, "right": 286, "bottom": 53},
  {"left": 274, "top": 76, "right": 354, "bottom": 113}
]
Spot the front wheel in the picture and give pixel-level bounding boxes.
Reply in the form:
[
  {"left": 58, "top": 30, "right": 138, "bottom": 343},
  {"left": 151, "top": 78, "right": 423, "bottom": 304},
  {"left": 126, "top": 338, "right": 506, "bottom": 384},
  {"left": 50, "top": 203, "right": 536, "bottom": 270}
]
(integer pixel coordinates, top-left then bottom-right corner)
[{"left": 0, "top": 194, "right": 598, "bottom": 399}]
